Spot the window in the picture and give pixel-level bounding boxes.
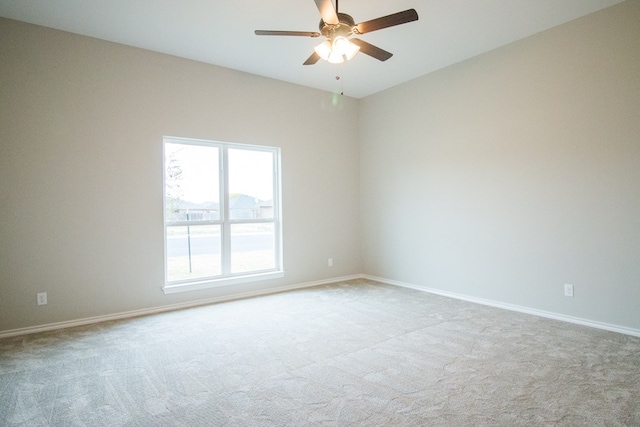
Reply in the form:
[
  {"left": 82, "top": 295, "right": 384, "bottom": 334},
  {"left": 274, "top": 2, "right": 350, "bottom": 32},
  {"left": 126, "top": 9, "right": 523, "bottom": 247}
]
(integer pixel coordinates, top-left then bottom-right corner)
[{"left": 163, "top": 137, "right": 282, "bottom": 293}]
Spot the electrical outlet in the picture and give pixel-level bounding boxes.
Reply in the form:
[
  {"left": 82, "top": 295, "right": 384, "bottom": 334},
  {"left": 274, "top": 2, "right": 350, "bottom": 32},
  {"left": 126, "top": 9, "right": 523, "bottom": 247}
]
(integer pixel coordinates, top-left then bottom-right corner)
[
  {"left": 37, "top": 292, "right": 47, "bottom": 305},
  {"left": 328, "top": 258, "right": 333, "bottom": 267},
  {"left": 564, "top": 284, "right": 574, "bottom": 297}
]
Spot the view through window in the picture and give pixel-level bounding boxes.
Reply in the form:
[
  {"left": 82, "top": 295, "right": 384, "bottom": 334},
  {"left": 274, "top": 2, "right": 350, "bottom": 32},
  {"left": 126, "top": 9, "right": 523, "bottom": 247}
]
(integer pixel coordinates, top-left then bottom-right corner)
[{"left": 163, "top": 137, "right": 282, "bottom": 292}]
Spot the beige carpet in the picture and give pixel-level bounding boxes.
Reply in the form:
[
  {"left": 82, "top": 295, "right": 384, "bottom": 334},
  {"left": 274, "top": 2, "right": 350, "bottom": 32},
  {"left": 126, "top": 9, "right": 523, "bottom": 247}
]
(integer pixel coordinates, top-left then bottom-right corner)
[{"left": 1, "top": 279, "right": 639, "bottom": 426}]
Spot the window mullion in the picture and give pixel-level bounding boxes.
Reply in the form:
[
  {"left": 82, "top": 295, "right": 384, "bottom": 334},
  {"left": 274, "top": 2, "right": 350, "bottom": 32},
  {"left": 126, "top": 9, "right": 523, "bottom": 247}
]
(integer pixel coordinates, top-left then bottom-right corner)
[
  {"left": 273, "top": 152, "right": 282, "bottom": 271},
  {"left": 221, "top": 146, "right": 231, "bottom": 276},
  {"left": 167, "top": 220, "right": 220, "bottom": 227}
]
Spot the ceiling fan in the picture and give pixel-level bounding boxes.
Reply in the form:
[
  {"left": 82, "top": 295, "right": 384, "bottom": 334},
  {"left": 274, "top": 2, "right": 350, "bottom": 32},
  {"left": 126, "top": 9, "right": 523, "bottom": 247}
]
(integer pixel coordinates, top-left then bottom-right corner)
[{"left": 254, "top": 0, "right": 418, "bottom": 65}]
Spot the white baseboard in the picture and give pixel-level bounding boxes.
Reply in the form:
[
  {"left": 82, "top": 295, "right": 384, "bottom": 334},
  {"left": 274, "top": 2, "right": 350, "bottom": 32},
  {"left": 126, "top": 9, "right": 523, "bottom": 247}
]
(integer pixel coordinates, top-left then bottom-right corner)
[
  {"left": 362, "top": 274, "right": 640, "bottom": 338},
  {"left": 0, "top": 274, "right": 362, "bottom": 339},
  {"left": 3, "top": 274, "right": 638, "bottom": 339}
]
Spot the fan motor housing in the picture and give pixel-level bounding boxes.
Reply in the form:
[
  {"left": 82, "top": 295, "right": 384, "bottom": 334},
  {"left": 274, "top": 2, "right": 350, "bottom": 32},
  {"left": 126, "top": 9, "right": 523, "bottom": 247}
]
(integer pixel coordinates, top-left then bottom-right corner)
[{"left": 319, "top": 13, "right": 355, "bottom": 39}]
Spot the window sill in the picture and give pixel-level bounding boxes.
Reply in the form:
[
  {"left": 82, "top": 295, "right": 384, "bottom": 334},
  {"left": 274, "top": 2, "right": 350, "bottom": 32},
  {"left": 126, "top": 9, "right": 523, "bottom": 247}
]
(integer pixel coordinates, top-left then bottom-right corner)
[{"left": 162, "top": 271, "right": 285, "bottom": 294}]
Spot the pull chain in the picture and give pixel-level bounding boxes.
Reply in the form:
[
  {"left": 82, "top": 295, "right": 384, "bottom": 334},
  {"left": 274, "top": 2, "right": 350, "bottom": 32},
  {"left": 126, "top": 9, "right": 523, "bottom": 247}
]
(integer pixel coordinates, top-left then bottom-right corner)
[{"left": 335, "top": 1, "right": 344, "bottom": 95}]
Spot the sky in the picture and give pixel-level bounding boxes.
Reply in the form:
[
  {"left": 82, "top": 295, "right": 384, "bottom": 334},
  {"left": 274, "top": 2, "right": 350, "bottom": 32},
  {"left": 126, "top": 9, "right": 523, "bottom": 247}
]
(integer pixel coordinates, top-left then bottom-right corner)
[{"left": 165, "top": 141, "right": 274, "bottom": 204}]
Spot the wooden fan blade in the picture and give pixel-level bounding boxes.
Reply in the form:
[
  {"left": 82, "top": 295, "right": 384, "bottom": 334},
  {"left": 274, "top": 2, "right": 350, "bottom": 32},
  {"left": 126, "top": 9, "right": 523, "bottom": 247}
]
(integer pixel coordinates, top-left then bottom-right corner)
[
  {"left": 355, "top": 9, "right": 418, "bottom": 34},
  {"left": 350, "top": 38, "right": 393, "bottom": 61},
  {"left": 255, "top": 30, "right": 321, "bottom": 37},
  {"left": 314, "top": 0, "right": 339, "bottom": 25},
  {"left": 303, "top": 51, "right": 321, "bottom": 65}
]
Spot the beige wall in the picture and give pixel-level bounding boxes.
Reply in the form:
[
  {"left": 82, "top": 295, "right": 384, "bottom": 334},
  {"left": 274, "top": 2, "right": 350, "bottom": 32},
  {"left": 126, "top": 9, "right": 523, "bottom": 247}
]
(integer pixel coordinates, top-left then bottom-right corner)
[
  {"left": 0, "top": 18, "right": 362, "bottom": 332},
  {"left": 360, "top": 0, "right": 640, "bottom": 330}
]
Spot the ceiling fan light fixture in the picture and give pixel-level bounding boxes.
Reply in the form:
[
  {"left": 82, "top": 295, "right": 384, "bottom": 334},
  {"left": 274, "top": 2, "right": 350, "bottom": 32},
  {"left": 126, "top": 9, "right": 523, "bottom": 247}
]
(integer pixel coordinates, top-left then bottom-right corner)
[
  {"left": 332, "top": 36, "right": 349, "bottom": 55},
  {"left": 314, "top": 40, "right": 333, "bottom": 61},
  {"left": 313, "top": 38, "right": 360, "bottom": 64},
  {"left": 327, "top": 52, "right": 345, "bottom": 64},
  {"left": 314, "top": 40, "right": 345, "bottom": 63},
  {"left": 333, "top": 36, "right": 360, "bottom": 61}
]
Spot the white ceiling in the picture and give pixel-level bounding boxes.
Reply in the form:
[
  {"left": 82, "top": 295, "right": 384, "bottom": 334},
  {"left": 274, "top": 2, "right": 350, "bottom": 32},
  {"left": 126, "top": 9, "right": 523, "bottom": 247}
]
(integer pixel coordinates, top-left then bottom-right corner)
[{"left": 0, "top": 0, "right": 625, "bottom": 98}]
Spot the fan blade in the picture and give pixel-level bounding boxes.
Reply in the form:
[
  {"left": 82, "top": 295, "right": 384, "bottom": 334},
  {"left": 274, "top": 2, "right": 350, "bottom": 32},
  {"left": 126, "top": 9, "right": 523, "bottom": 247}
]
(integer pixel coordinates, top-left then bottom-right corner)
[
  {"left": 255, "top": 30, "right": 321, "bottom": 37},
  {"left": 303, "top": 51, "right": 321, "bottom": 65},
  {"left": 355, "top": 9, "right": 418, "bottom": 34},
  {"left": 314, "top": 0, "right": 339, "bottom": 25},
  {"left": 350, "top": 39, "right": 393, "bottom": 61}
]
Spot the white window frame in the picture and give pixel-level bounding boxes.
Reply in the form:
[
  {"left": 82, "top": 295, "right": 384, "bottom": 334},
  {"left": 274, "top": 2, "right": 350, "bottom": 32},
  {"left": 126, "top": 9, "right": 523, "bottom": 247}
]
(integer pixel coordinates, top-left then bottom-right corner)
[{"left": 162, "top": 136, "right": 283, "bottom": 294}]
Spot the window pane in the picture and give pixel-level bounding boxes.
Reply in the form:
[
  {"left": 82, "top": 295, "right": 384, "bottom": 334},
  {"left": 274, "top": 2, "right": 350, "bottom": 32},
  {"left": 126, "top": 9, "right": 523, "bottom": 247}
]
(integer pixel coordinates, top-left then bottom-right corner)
[
  {"left": 231, "top": 223, "right": 275, "bottom": 273},
  {"left": 228, "top": 149, "right": 274, "bottom": 219},
  {"left": 163, "top": 137, "right": 282, "bottom": 290},
  {"left": 165, "top": 143, "right": 220, "bottom": 222},
  {"left": 167, "top": 225, "right": 221, "bottom": 281}
]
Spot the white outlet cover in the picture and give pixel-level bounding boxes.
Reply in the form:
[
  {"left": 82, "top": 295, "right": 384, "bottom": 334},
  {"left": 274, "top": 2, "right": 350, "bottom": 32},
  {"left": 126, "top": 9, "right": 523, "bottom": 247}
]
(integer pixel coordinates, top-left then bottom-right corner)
[
  {"left": 564, "top": 284, "right": 574, "bottom": 297},
  {"left": 37, "top": 292, "right": 47, "bottom": 305}
]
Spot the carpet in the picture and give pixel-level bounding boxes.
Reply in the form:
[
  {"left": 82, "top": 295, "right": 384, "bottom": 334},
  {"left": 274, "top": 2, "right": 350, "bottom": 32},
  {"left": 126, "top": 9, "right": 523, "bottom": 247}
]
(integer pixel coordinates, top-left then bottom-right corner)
[{"left": 1, "top": 279, "right": 639, "bottom": 426}]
